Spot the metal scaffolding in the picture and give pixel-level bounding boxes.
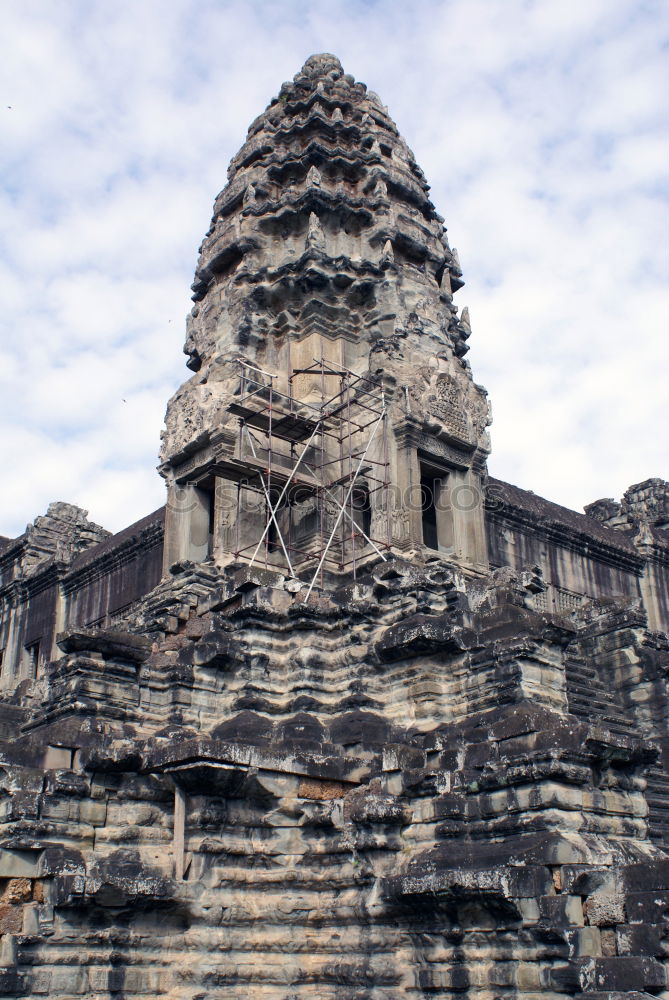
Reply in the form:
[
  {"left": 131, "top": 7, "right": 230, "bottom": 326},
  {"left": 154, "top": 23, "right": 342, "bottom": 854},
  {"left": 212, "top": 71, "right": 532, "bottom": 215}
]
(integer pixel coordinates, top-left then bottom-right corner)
[{"left": 220, "top": 357, "right": 391, "bottom": 596}]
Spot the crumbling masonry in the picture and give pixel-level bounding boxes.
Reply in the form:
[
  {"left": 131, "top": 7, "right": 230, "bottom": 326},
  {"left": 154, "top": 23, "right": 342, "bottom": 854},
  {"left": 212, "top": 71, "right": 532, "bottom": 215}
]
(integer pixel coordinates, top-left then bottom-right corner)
[{"left": 1, "top": 54, "right": 669, "bottom": 999}]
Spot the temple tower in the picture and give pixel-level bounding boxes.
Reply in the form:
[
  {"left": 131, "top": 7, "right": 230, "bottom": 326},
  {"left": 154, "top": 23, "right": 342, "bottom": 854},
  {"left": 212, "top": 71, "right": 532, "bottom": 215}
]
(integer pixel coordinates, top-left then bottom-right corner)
[
  {"left": 160, "top": 54, "right": 490, "bottom": 585},
  {"left": 2, "top": 53, "right": 669, "bottom": 1000}
]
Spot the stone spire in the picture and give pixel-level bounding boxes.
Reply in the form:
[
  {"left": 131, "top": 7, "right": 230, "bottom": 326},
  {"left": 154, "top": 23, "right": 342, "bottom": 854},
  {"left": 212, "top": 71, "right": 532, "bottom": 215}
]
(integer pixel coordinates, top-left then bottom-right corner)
[
  {"left": 160, "top": 55, "right": 491, "bottom": 574},
  {"left": 181, "top": 53, "right": 469, "bottom": 373}
]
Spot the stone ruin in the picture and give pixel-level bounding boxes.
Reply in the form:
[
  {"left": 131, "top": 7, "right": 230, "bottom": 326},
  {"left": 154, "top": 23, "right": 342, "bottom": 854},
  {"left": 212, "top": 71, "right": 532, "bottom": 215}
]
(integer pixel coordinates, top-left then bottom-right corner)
[{"left": 0, "top": 52, "right": 669, "bottom": 999}]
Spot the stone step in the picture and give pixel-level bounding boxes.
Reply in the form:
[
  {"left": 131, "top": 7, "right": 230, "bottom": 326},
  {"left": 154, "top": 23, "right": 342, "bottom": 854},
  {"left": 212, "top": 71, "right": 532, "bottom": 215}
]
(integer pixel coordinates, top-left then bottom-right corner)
[
  {"left": 573, "top": 993, "right": 659, "bottom": 999},
  {"left": 551, "top": 955, "right": 666, "bottom": 992},
  {"left": 647, "top": 772, "right": 669, "bottom": 788}
]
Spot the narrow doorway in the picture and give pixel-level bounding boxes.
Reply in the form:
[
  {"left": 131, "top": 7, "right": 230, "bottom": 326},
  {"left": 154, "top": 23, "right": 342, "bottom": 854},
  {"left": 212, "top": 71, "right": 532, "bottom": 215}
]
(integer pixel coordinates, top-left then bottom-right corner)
[{"left": 420, "top": 467, "right": 441, "bottom": 550}]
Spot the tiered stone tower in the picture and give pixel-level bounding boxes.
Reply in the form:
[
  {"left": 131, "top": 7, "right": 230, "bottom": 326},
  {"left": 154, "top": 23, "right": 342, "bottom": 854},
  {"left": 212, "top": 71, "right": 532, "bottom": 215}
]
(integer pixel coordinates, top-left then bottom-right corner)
[
  {"left": 160, "top": 53, "right": 490, "bottom": 580},
  {"left": 0, "top": 55, "right": 669, "bottom": 1000}
]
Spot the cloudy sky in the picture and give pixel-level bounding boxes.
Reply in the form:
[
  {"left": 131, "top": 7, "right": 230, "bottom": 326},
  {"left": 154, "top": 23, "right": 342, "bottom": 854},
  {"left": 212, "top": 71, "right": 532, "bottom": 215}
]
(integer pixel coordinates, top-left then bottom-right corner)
[{"left": 1, "top": 0, "right": 667, "bottom": 537}]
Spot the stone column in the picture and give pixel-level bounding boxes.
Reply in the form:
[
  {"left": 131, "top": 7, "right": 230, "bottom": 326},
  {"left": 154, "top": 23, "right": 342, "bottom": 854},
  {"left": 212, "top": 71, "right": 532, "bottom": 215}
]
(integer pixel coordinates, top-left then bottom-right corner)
[
  {"left": 50, "top": 578, "right": 68, "bottom": 663},
  {"left": 448, "top": 468, "right": 488, "bottom": 570},
  {"left": 392, "top": 421, "right": 423, "bottom": 550},
  {"left": 173, "top": 785, "right": 187, "bottom": 881},
  {"left": 635, "top": 543, "right": 669, "bottom": 634},
  {"left": 288, "top": 334, "right": 343, "bottom": 404},
  {"left": 434, "top": 477, "right": 454, "bottom": 553},
  {"left": 0, "top": 589, "right": 22, "bottom": 687},
  {"left": 162, "top": 484, "right": 211, "bottom": 576}
]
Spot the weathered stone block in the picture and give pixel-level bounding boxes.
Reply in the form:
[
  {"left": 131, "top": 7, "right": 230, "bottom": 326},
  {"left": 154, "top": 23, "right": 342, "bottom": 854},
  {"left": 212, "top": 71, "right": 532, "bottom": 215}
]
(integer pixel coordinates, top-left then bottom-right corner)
[
  {"left": 539, "top": 893, "right": 584, "bottom": 927},
  {"left": 0, "top": 851, "right": 37, "bottom": 878},
  {"left": 568, "top": 926, "right": 602, "bottom": 957},
  {"left": 584, "top": 891, "right": 626, "bottom": 926},
  {"left": 616, "top": 922, "right": 664, "bottom": 957},
  {"left": 621, "top": 859, "right": 669, "bottom": 892},
  {"left": 625, "top": 889, "right": 669, "bottom": 923},
  {"left": 0, "top": 903, "right": 23, "bottom": 934},
  {"left": 0, "top": 969, "right": 28, "bottom": 996},
  {"left": 575, "top": 955, "right": 666, "bottom": 991},
  {"left": 0, "top": 878, "right": 31, "bottom": 904}
]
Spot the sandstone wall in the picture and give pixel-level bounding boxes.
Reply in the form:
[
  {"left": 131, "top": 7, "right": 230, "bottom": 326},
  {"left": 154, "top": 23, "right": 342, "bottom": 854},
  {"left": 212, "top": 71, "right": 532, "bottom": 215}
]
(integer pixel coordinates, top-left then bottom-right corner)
[
  {"left": 0, "top": 508, "right": 164, "bottom": 686},
  {"left": 0, "top": 561, "right": 668, "bottom": 997}
]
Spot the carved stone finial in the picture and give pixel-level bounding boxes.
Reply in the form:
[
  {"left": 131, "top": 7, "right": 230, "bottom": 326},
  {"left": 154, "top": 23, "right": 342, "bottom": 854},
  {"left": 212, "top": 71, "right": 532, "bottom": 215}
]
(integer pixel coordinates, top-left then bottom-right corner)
[
  {"left": 332, "top": 107, "right": 343, "bottom": 122},
  {"left": 621, "top": 479, "right": 669, "bottom": 527},
  {"left": 306, "top": 165, "right": 321, "bottom": 187},
  {"left": 440, "top": 269, "right": 452, "bottom": 294},
  {"left": 373, "top": 178, "right": 388, "bottom": 199},
  {"left": 382, "top": 240, "right": 394, "bottom": 262},
  {"left": 299, "top": 53, "right": 343, "bottom": 80},
  {"left": 243, "top": 183, "right": 256, "bottom": 205},
  {"left": 306, "top": 211, "right": 326, "bottom": 251},
  {"left": 585, "top": 498, "right": 621, "bottom": 525},
  {"left": 522, "top": 565, "right": 545, "bottom": 595},
  {"left": 460, "top": 306, "right": 471, "bottom": 329}
]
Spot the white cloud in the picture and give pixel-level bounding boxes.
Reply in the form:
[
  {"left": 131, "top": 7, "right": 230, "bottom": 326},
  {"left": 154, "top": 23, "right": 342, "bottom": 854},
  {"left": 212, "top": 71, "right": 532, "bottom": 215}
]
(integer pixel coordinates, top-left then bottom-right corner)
[{"left": 0, "top": 0, "right": 667, "bottom": 536}]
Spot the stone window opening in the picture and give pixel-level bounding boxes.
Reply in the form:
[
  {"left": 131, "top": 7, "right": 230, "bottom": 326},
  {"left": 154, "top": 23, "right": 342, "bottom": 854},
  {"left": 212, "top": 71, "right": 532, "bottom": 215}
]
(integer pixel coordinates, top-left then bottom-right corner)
[
  {"left": 265, "top": 492, "right": 289, "bottom": 556},
  {"left": 267, "top": 509, "right": 280, "bottom": 554},
  {"left": 352, "top": 485, "right": 372, "bottom": 542},
  {"left": 419, "top": 460, "right": 455, "bottom": 554},
  {"left": 420, "top": 466, "right": 441, "bottom": 550},
  {"left": 25, "top": 639, "right": 41, "bottom": 677},
  {"left": 207, "top": 487, "right": 216, "bottom": 556}
]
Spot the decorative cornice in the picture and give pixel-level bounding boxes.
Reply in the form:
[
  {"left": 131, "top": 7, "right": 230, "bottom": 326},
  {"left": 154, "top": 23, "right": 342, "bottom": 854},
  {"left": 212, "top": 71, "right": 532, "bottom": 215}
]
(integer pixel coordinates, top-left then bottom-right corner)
[
  {"left": 62, "top": 520, "right": 164, "bottom": 596},
  {"left": 487, "top": 501, "right": 644, "bottom": 574}
]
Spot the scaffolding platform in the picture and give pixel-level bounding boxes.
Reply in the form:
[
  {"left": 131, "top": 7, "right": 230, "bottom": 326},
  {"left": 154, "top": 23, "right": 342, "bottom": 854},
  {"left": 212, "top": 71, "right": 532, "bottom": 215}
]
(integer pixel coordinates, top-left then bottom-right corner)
[
  {"left": 210, "top": 456, "right": 319, "bottom": 501},
  {"left": 215, "top": 358, "right": 391, "bottom": 595},
  {"left": 227, "top": 401, "right": 319, "bottom": 443}
]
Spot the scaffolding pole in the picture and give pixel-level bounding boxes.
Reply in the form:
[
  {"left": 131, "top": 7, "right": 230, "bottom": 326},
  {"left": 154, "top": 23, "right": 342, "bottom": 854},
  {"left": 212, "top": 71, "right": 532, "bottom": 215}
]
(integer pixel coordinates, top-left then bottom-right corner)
[{"left": 218, "top": 358, "right": 391, "bottom": 588}]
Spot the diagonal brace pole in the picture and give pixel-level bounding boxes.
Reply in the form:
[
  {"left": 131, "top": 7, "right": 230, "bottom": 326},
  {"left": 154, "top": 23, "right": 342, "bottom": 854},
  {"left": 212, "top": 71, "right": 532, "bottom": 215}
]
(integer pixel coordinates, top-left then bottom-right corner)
[
  {"left": 244, "top": 427, "right": 295, "bottom": 576},
  {"left": 320, "top": 482, "right": 388, "bottom": 563},
  {"left": 303, "top": 410, "right": 385, "bottom": 601},
  {"left": 249, "top": 419, "right": 322, "bottom": 569}
]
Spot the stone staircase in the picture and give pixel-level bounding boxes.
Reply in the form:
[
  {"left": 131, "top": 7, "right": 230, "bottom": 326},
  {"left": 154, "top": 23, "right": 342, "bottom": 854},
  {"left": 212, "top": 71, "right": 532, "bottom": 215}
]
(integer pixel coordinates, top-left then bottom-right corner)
[{"left": 565, "top": 652, "right": 635, "bottom": 735}]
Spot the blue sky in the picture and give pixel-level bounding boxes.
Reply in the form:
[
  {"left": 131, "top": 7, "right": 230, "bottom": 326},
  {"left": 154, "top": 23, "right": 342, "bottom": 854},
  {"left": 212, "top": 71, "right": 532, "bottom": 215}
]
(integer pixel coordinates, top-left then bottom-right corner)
[{"left": 1, "top": 0, "right": 668, "bottom": 536}]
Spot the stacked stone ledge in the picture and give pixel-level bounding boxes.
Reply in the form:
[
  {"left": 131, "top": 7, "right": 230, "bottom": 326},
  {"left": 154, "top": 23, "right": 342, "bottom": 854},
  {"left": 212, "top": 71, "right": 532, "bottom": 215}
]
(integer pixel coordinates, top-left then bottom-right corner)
[{"left": 0, "top": 53, "right": 668, "bottom": 999}]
